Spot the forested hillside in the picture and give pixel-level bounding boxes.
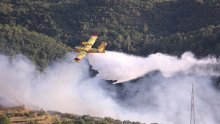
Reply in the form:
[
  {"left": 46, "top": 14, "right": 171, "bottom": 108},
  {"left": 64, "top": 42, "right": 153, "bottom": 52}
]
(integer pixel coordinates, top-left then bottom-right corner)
[
  {"left": 0, "top": 0, "right": 220, "bottom": 67},
  {"left": 0, "top": 24, "right": 68, "bottom": 69}
]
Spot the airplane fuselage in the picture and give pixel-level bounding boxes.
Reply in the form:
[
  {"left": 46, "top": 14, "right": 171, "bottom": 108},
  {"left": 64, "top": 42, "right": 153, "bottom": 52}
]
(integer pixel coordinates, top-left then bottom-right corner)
[{"left": 84, "top": 45, "right": 92, "bottom": 51}]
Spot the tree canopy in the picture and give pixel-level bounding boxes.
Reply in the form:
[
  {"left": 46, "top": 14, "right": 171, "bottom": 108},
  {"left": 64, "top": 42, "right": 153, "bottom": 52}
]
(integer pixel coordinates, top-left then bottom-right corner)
[{"left": 0, "top": 0, "right": 220, "bottom": 68}]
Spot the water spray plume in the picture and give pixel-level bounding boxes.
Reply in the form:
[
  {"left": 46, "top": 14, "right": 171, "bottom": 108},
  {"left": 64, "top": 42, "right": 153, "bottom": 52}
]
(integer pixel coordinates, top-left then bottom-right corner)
[{"left": 88, "top": 51, "right": 219, "bottom": 83}]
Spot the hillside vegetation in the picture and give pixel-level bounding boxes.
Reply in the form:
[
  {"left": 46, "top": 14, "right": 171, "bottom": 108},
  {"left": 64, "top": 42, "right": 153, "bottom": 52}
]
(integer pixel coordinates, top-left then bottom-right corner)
[
  {"left": 0, "top": 24, "right": 68, "bottom": 69},
  {"left": 0, "top": 106, "right": 142, "bottom": 124},
  {"left": 1, "top": 0, "right": 220, "bottom": 61}
]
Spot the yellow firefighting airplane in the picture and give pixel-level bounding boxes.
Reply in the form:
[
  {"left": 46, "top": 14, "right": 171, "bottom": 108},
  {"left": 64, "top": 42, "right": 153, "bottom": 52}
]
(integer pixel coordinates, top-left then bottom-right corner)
[{"left": 74, "top": 34, "right": 107, "bottom": 62}]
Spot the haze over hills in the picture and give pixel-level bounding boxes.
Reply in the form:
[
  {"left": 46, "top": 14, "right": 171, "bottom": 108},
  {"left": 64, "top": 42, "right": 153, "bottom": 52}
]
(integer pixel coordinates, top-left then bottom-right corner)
[{"left": 0, "top": 0, "right": 220, "bottom": 124}]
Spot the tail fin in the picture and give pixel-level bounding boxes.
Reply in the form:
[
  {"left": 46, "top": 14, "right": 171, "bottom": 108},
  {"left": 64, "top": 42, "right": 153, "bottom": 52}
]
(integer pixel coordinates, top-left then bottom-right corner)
[{"left": 98, "top": 42, "right": 107, "bottom": 53}]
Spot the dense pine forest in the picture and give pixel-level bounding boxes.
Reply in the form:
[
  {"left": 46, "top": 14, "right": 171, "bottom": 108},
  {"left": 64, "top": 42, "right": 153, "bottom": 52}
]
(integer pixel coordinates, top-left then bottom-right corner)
[{"left": 0, "top": 0, "right": 220, "bottom": 67}]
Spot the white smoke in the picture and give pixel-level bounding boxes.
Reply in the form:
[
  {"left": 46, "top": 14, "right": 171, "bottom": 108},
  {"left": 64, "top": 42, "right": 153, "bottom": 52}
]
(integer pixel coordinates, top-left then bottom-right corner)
[
  {"left": 0, "top": 53, "right": 120, "bottom": 117},
  {"left": 88, "top": 51, "right": 219, "bottom": 83},
  {"left": 0, "top": 51, "right": 220, "bottom": 124}
]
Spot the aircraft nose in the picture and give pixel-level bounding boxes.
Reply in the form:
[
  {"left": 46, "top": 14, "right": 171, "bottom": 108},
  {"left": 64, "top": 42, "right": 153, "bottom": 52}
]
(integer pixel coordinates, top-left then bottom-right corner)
[{"left": 74, "top": 58, "right": 80, "bottom": 62}]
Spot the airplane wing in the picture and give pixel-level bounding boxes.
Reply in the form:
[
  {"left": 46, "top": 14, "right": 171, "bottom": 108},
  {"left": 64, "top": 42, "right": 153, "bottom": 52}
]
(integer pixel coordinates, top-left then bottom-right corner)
[
  {"left": 87, "top": 35, "right": 98, "bottom": 45},
  {"left": 74, "top": 51, "right": 87, "bottom": 62},
  {"left": 81, "top": 35, "right": 98, "bottom": 47}
]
